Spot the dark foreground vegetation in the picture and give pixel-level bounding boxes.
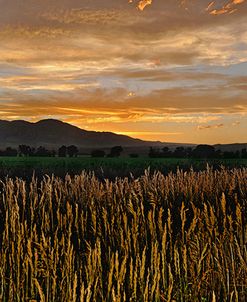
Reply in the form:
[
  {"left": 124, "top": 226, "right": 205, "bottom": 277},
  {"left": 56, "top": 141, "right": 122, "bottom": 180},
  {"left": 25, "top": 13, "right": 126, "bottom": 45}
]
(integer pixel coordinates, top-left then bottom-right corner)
[
  {"left": 0, "top": 156, "right": 247, "bottom": 180},
  {"left": 1, "top": 144, "right": 247, "bottom": 160},
  {"left": 0, "top": 168, "right": 246, "bottom": 301}
]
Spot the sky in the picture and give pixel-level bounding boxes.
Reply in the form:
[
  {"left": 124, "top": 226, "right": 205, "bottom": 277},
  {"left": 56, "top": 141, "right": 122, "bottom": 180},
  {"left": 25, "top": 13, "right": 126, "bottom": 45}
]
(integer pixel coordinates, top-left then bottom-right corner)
[{"left": 0, "top": 0, "right": 246, "bottom": 144}]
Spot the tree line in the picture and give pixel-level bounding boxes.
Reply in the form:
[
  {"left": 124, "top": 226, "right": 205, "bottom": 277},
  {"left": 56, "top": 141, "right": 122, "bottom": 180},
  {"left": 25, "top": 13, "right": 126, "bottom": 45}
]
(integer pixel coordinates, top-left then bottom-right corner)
[
  {"left": 0, "top": 145, "right": 79, "bottom": 157},
  {"left": 0, "top": 145, "right": 123, "bottom": 158},
  {"left": 0, "top": 144, "right": 247, "bottom": 159},
  {"left": 91, "top": 144, "right": 247, "bottom": 159},
  {"left": 148, "top": 145, "right": 247, "bottom": 159},
  {"left": 91, "top": 146, "right": 123, "bottom": 158}
]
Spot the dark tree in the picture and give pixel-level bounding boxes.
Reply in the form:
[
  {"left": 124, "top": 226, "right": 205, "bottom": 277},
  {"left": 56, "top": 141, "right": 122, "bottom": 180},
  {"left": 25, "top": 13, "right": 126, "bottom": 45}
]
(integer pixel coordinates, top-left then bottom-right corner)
[
  {"left": 148, "top": 147, "right": 161, "bottom": 158},
  {"left": 67, "top": 145, "right": 78, "bottom": 158},
  {"left": 148, "top": 147, "right": 156, "bottom": 158},
  {"left": 35, "top": 146, "right": 50, "bottom": 157},
  {"left": 4, "top": 147, "right": 18, "bottom": 157},
  {"left": 129, "top": 153, "right": 139, "bottom": 158},
  {"left": 19, "top": 145, "right": 32, "bottom": 157},
  {"left": 30, "top": 147, "right": 36, "bottom": 156},
  {"left": 241, "top": 148, "right": 247, "bottom": 158},
  {"left": 58, "top": 145, "right": 67, "bottom": 157},
  {"left": 162, "top": 147, "right": 172, "bottom": 158},
  {"left": 109, "top": 146, "right": 123, "bottom": 157},
  {"left": 186, "top": 147, "right": 193, "bottom": 158},
  {"left": 162, "top": 147, "right": 169, "bottom": 153},
  {"left": 222, "top": 150, "right": 240, "bottom": 159},
  {"left": 214, "top": 149, "right": 222, "bottom": 159},
  {"left": 223, "top": 151, "right": 235, "bottom": 159},
  {"left": 91, "top": 149, "right": 105, "bottom": 158},
  {"left": 50, "top": 150, "right": 56, "bottom": 157},
  {"left": 192, "top": 144, "right": 215, "bottom": 158},
  {"left": 173, "top": 147, "right": 186, "bottom": 158}
]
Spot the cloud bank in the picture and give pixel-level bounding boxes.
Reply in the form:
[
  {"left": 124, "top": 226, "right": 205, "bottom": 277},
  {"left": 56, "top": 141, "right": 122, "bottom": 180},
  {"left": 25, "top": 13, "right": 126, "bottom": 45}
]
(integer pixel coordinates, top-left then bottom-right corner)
[{"left": 0, "top": 0, "right": 246, "bottom": 143}]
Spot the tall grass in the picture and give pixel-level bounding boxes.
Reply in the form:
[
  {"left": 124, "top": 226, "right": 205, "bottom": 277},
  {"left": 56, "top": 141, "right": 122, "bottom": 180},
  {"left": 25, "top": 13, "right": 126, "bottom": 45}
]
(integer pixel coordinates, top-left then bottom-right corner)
[{"left": 0, "top": 167, "right": 246, "bottom": 301}]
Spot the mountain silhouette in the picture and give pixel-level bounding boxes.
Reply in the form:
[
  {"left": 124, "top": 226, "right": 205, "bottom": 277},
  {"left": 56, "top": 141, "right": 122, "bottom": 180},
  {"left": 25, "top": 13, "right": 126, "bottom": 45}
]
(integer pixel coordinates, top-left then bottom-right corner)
[
  {"left": 0, "top": 119, "right": 245, "bottom": 151},
  {"left": 0, "top": 119, "right": 165, "bottom": 149}
]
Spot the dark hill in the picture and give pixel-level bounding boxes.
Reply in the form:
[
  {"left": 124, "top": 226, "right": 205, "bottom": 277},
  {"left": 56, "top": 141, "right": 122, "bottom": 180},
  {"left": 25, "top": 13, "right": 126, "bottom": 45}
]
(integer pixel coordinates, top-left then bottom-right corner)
[
  {"left": 0, "top": 119, "right": 166, "bottom": 149},
  {"left": 0, "top": 119, "right": 244, "bottom": 152}
]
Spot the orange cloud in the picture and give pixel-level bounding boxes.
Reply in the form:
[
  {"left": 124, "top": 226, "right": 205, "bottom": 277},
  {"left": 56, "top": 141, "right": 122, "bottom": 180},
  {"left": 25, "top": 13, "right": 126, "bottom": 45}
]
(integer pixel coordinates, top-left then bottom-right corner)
[
  {"left": 137, "top": 0, "right": 153, "bottom": 11},
  {"left": 129, "top": 0, "right": 246, "bottom": 15},
  {"left": 209, "top": 0, "right": 246, "bottom": 15},
  {"left": 206, "top": 2, "right": 215, "bottom": 11}
]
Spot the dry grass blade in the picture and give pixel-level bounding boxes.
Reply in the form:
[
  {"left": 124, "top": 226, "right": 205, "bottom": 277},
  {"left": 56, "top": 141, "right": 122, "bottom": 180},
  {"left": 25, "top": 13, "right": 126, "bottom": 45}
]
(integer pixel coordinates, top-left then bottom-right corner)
[{"left": 0, "top": 168, "right": 246, "bottom": 301}]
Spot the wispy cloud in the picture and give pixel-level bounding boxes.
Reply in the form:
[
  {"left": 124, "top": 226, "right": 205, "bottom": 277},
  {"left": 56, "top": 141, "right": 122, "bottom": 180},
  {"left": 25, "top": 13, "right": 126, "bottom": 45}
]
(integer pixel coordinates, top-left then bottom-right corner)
[
  {"left": 197, "top": 123, "right": 224, "bottom": 130},
  {"left": 232, "top": 120, "right": 241, "bottom": 126},
  {"left": 130, "top": 0, "right": 247, "bottom": 14},
  {"left": 209, "top": 0, "right": 246, "bottom": 15}
]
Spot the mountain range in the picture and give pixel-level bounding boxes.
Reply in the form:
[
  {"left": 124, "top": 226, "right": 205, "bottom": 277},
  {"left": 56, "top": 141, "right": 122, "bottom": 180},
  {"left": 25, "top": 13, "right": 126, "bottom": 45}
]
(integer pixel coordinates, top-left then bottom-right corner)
[
  {"left": 0, "top": 119, "right": 174, "bottom": 150},
  {"left": 0, "top": 119, "right": 245, "bottom": 152}
]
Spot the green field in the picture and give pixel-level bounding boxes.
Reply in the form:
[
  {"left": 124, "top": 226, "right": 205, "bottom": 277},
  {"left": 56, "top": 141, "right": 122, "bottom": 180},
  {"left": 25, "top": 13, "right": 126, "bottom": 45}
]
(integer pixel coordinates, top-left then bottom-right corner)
[{"left": 0, "top": 156, "right": 247, "bottom": 179}]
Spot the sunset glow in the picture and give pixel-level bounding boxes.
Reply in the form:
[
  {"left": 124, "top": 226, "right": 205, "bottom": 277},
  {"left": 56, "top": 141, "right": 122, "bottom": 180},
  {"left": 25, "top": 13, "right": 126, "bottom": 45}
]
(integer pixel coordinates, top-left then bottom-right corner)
[{"left": 0, "top": 0, "right": 247, "bottom": 143}]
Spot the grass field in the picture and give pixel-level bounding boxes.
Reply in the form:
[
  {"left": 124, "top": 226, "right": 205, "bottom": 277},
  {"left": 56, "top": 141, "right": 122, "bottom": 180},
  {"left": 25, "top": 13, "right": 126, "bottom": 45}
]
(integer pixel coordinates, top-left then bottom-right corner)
[
  {"left": 0, "top": 156, "right": 247, "bottom": 179},
  {"left": 0, "top": 168, "right": 246, "bottom": 301}
]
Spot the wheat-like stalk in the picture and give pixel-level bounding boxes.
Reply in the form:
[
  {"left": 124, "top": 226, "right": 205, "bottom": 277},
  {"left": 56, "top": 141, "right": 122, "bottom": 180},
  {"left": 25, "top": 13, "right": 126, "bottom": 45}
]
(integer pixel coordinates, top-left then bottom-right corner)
[{"left": 0, "top": 168, "right": 246, "bottom": 301}]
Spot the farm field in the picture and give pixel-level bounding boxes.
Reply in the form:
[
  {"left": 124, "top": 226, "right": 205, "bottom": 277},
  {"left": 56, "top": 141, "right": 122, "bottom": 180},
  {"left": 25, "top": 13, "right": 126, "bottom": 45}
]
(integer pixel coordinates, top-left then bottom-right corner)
[
  {"left": 2, "top": 0, "right": 247, "bottom": 301},
  {"left": 0, "top": 156, "right": 247, "bottom": 179},
  {"left": 0, "top": 168, "right": 246, "bottom": 301}
]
